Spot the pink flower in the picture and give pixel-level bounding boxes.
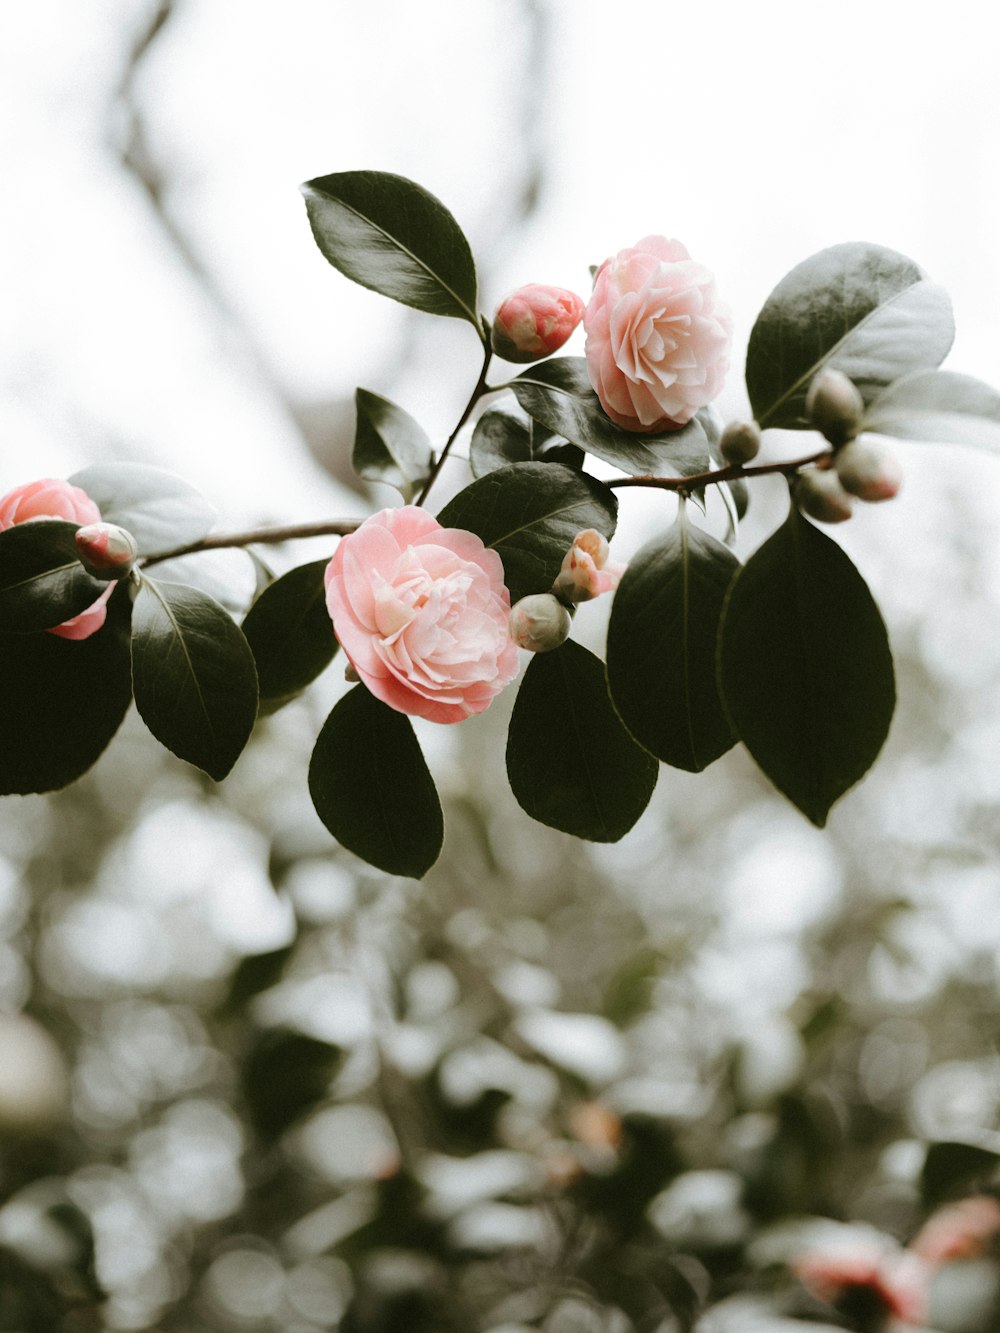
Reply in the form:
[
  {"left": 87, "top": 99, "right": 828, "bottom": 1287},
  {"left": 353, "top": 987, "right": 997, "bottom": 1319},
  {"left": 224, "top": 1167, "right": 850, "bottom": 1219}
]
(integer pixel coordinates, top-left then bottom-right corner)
[
  {"left": 794, "top": 1246, "right": 927, "bottom": 1325},
  {"left": 0, "top": 477, "right": 113, "bottom": 640},
  {"left": 552, "top": 529, "right": 626, "bottom": 604},
  {"left": 491, "top": 284, "right": 585, "bottom": 363},
  {"left": 324, "top": 506, "right": 520, "bottom": 724},
  {"left": 911, "top": 1196, "right": 1000, "bottom": 1266},
  {"left": 584, "top": 235, "right": 732, "bottom": 432}
]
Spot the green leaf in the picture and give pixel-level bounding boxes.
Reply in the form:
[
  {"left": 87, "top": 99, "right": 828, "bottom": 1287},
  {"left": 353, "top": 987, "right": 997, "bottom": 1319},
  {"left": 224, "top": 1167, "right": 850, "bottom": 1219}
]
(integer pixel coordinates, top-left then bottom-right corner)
[
  {"left": 0, "top": 589, "right": 133, "bottom": 795},
  {"left": 746, "top": 242, "right": 955, "bottom": 430},
  {"left": 718, "top": 506, "right": 895, "bottom": 825},
  {"left": 469, "top": 410, "right": 534, "bottom": 477},
  {"left": 309, "top": 684, "right": 443, "bottom": 878},
  {"left": 131, "top": 577, "right": 259, "bottom": 780},
  {"left": 241, "top": 1028, "right": 343, "bottom": 1141},
  {"left": 68, "top": 462, "right": 217, "bottom": 550},
  {"left": 606, "top": 517, "right": 739, "bottom": 771},
  {"left": 864, "top": 368, "right": 1000, "bottom": 451},
  {"left": 353, "top": 388, "right": 434, "bottom": 499},
  {"left": 241, "top": 559, "right": 338, "bottom": 705},
  {"left": 506, "top": 639, "right": 658, "bottom": 841},
  {"left": 301, "top": 170, "right": 480, "bottom": 329},
  {"left": 0, "top": 521, "right": 108, "bottom": 632},
  {"left": 436, "top": 462, "right": 617, "bottom": 604},
  {"left": 510, "top": 357, "right": 714, "bottom": 477},
  {"left": 921, "top": 1139, "right": 1000, "bottom": 1208}
]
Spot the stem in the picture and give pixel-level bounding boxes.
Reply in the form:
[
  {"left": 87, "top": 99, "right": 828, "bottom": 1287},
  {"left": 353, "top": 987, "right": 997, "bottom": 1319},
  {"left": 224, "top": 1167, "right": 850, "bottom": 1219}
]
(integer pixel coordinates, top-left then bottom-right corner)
[
  {"left": 413, "top": 340, "right": 494, "bottom": 507},
  {"left": 140, "top": 518, "right": 363, "bottom": 568},
  {"left": 606, "top": 447, "right": 830, "bottom": 493}
]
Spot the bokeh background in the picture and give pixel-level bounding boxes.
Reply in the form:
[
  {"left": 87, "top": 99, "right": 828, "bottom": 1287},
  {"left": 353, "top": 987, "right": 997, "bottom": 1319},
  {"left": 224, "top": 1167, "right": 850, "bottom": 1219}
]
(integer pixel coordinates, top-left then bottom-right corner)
[{"left": 4, "top": 2, "right": 1000, "bottom": 1330}]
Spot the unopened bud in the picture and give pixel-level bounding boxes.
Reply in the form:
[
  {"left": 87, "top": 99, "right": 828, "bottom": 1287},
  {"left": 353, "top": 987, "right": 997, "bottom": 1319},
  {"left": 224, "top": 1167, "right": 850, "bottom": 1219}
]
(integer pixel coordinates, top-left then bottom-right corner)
[
  {"left": 510, "top": 593, "right": 573, "bottom": 652},
  {"left": 792, "top": 467, "right": 855, "bottom": 524},
  {"left": 834, "top": 439, "right": 903, "bottom": 503},
  {"left": 719, "top": 420, "right": 761, "bottom": 466},
  {"left": 491, "top": 284, "right": 585, "bottom": 364},
  {"left": 74, "top": 522, "right": 139, "bottom": 580},
  {"left": 551, "top": 529, "right": 626, "bottom": 604},
  {"left": 805, "top": 368, "right": 865, "bottom": 446}
]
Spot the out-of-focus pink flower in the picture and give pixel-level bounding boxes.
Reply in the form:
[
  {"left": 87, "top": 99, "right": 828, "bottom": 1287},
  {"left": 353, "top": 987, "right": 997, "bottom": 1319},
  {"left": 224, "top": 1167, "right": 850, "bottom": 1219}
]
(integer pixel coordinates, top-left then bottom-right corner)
[
  {"left": 552, "top": 529, "right": 625, "bottom": 604},
  {"left": 0, "top": 477, "right": 113, "bottom": 640},
  {"left": 911, "top": 1196, "right": 1000, "bottom": 1266},
  {"left": 491, "top": 283, "right": 585, "bottom": 363},
  {"left": 584, "top": 235, "right": 732, "bottom": 432},
  {"left": 324, "top": 506, "right": 520, "bottom": 724},
  {"left": 794, "top": 1245, "right": 927, "bottom": 1324}
]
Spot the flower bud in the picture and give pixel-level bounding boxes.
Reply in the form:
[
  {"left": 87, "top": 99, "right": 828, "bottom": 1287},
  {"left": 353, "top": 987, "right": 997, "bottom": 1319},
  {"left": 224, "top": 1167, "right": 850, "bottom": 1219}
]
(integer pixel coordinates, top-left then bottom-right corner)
[
  {"left": 719, "top": 420, "right": 761, "bottom": 466},
  {"left": 491, "top": 284, "right": 585, "bottom": 364},
  {"left": 792, "top": 467, "right": 855, "bottom": 524},
  {"left": 74, "top": 522, "right": 139, "bottom": 580},
  {"left": 834, "top": 439, "right": 903, "bottom": 502},
  {"left": 805, "top": 368, "right": 865, "bottom": 446},
  {"left": 510, "top": 594, "right": 573, "bottom": 652},
  {"left": 551, "top": 529, "right": 626, "bottom": 604}
]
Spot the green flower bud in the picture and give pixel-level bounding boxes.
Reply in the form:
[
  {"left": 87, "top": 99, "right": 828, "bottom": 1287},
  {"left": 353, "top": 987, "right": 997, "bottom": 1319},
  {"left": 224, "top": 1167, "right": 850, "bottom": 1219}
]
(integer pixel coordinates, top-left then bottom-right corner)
[
  {"left": 74, "top": 522, "right": 139, "bottom": 580},
  {"left": 509, "top": 593, "right": 573, "bottom": 652},
  {"left": 834, "top": 439, "right": 903, "bottom": 503},
  {"left": 792, "top": 466, "right": 854, "bottom": 524},
  {"left": 719, "top": 420, "right": 761, "bottom": 465},
  {"left": 805, "top": 368, "right": 865, "bottom": 447}
]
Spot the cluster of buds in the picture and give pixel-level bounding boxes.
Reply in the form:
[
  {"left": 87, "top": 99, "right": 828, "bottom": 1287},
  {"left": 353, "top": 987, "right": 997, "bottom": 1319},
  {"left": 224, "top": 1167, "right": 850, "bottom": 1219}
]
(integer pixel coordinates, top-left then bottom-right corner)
[
  {"left": 509, "top": 529, "right": 626, "bottom": 653},
  {"left": 794, "top": 368, "right": 903, "bottom": 524}
]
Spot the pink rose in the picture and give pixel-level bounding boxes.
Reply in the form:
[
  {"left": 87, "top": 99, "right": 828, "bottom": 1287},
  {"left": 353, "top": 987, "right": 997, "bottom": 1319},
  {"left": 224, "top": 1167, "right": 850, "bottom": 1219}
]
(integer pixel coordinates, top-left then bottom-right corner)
[
  {"left": 491, "top": 284, "right": 585, "bottom": 363},
  {"left": 0, "top": 477, "right": 114, "bottom": 640},
  {"left": 584, "top": 236, "right": 732, "bottom": 432},
  {"left": 551, "top": 529, "right": 626, "bottom": 604},
  {"left": 324, "top": 506, "right": 520, "bottom": 724}
]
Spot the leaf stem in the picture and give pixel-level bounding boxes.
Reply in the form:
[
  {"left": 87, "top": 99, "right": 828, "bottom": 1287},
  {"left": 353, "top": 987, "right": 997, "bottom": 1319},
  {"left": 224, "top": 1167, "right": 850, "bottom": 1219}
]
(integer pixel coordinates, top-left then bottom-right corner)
[
  {"left": 140, "top": 518, "right": 363, "bottom": 568},
  {"left": 606, "top": 447, "right": 831, "bottom": 493},
  {"left": 413, "top": 339, "right": 494, "bottom": 507}
]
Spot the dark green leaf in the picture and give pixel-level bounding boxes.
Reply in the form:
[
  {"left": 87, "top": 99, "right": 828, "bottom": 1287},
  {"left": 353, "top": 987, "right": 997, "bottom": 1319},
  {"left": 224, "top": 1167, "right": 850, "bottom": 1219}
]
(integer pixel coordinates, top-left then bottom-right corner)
[
  {"left": 241, "top": 559, "right": 338, "bottom": 705},
  {"left": 131, "top": 577, "right": 259, "bottom": 780},
  {"left": 309, "top": 685, "right": 443, "bottom": 878},
  {"left": 718, "top": 506, "right": 895, "bottom": 825},
  {"left": 0, "top": 588, "right": 133, "bottom": 794},
  {"left": 470, "top": 410, "right": 533, "bottom": 477},
  {"left": 241, "top": 1028, "right": 342, "bottom": 1141},
  {"left": 506, "top": 639, "right": 658, "bottom": 841},
  {"left": 68, "top": 462, "right": 217, "bottom": 550},
  {"left": 436, "top": 462, "right": 617, "bottom": 604},
  {"left": 921, "top": 1139, "right": 1000, "bottom": 1208},
  {"left": 353, "top": 388, "right": 434, "bottom": 499},
  {"left": 0, "top": 521, "right": 108, "bottom": 632},
  {"left": 864, "top": 368, "right": 1000, "bottom": 451},
  {"left": 301, "top": 170, "right": 480, "bottom": 329},
  {"left": 219, "top": 946, "right": 295, "bottom": 1017},
  {"left": 607, "top": 517, "right": 739, "bottom": 771},
  {"left": 510, "top": 357, "right": 714, "bottom": 477},
  {"left": 746, "top": 242, "right": 954, "bottom": 430}
]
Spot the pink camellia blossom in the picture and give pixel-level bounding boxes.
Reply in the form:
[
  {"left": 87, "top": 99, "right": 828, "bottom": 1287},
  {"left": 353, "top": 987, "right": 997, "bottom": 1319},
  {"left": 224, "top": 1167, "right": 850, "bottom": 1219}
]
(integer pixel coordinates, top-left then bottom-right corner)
[
  {"left": 0, "top": 477, "right": 113, "bottom": 641},
  {"left": 552, "top": 529, "right": 626, "bottom": 604},
  {"left": 794, "top": 1245, "right": 927, "bottom": 1325},
  {"left": 324, "top": 506, "right": 520, "bottom": 724},
  {"left": 584, "top": 235, "right": 732, "bottom": 432},
  {"left": 491, "top": 284, "right": 585, "bottom": 363},
  {"left": 911, "top": 1196, "right": 1000, "bottom": 1266}
]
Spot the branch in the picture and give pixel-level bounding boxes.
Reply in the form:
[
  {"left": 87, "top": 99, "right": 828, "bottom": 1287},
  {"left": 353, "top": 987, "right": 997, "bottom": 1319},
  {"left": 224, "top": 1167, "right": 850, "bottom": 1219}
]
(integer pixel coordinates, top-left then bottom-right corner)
[
  {"left": 606, "top": 448, "right": 831, "bottom": 492},
  {"left": 141, "top": 518, "right": 363, "bottom": 568}
]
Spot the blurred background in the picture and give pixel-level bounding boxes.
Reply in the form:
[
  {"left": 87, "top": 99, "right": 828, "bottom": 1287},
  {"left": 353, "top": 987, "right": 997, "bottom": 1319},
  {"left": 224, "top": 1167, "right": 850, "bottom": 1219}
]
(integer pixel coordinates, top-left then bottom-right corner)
[{"left": 4, "top": 2, "right": 1000, "bottom": 1330}]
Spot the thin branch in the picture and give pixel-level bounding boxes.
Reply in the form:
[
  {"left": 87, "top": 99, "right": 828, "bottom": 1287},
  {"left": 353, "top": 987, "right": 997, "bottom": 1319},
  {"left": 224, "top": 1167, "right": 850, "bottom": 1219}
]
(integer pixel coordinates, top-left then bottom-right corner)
[
  {"left": 140, "top": 518, "right": 362, "bottom": 568},
  {"left": 606, "top": 448, "right": 831, "bottom": 493}
]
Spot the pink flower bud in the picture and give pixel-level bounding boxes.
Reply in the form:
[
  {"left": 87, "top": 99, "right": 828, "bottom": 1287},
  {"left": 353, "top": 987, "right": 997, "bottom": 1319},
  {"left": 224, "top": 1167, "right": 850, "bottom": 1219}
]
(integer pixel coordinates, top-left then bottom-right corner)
[
  {"left": 551, "top": 529, "right": 626, "bottom": 604},
  {"left": 792, "top": 467, "right": 855, "bottom": 524},
  {"left": 509, "top": 594, "right": 573, "bottom": 652},
  {"left": 491, "top": 284, "right": 585, "bottom": 364},
  {"left": 75, "top": 522, "right": 139, "bottom": 580},
  {"left": 834, "top": 439, "right": 903, "bottom": 502},
  {"left": 805, "top": 367, "right": 865, "bottom": 446}
]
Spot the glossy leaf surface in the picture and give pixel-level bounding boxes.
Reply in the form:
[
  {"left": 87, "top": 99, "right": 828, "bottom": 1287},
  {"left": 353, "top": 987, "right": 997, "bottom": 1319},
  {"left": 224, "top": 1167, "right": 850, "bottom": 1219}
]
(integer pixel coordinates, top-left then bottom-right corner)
[
  {"left": 353, "top": 388, "right": 434, "bottom": 499},
  {"left": 607, "top": 519, "right": 739, "bottom": 771},
  {"left": 309, "top": 685, "right": 443, "bottom": 878},
  {"left": 131, "top": 577, "right": 259, "bottom": 780},
  {"left": 746, "top": 243, "right": 955, "bottom": 429},
  {"left": 241, "top": 559, "right": 338, "bottom": 704},
  {"left": 302, "top": 170, "right": 480, "bottom": 328},
  {"left": 469, "top": 409, "right": 579, "bottom": 477},
  {"left": 864, "top": 368, "right": 1000, "bottom": 451},
  {"left": 718, "top": 507, "right": 895, "bottom": 825},
  {"left": 0, "top": 520, "right": 107, "bottom": 632},
  {"left": 69, "top": 462, "right": 217, "bottom": 551},
  {"left": 437, "top": 462, "right": 616, "bottom": 604},
  {"left": 507, "top": 639, "right": 658, "bottom": 841}
]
